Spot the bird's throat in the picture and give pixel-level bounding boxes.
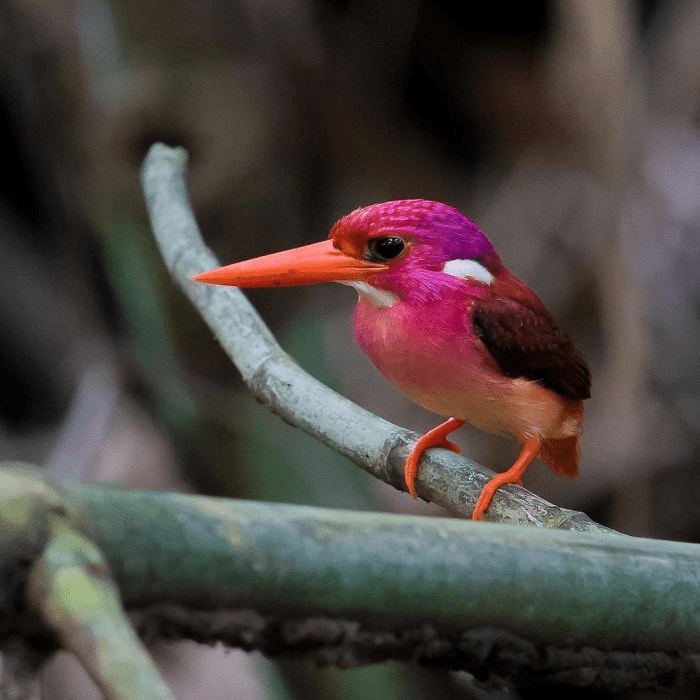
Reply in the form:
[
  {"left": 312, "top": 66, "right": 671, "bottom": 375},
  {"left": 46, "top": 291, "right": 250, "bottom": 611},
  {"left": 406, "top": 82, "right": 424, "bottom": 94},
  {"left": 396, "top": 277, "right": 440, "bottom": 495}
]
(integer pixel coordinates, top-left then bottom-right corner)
[{"left": 341, "top": 281, "right": 398, "bottom": 308}]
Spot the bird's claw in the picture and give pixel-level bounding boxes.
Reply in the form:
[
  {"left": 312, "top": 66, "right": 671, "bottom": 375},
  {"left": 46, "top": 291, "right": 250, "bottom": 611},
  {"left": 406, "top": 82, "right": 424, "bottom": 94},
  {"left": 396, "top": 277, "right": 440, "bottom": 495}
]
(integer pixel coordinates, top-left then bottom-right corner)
[{"left": 404, "top": 418, "right": 466, "bottom": 498}]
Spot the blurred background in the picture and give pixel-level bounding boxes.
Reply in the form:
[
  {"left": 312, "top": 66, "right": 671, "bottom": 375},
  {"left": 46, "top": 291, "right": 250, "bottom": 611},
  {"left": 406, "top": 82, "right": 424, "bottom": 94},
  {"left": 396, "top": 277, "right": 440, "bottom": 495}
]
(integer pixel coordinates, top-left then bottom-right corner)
[{"left": 2, "top": 0, "right": 700, "bottom": 697}]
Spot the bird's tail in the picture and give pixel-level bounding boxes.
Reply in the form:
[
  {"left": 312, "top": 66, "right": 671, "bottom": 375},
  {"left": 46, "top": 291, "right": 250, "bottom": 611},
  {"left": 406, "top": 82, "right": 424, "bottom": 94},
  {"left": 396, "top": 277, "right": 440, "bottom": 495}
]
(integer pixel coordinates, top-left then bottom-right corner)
[{"left": 540, "top": 435, "right": 580, "bottom": 478}]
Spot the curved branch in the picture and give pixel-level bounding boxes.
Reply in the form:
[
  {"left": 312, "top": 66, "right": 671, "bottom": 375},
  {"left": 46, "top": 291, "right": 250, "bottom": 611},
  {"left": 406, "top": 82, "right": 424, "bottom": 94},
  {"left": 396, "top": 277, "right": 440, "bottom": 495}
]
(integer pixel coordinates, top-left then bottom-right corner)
[{"left": 141, "top": 142, "right": 611, "bottom": 533}]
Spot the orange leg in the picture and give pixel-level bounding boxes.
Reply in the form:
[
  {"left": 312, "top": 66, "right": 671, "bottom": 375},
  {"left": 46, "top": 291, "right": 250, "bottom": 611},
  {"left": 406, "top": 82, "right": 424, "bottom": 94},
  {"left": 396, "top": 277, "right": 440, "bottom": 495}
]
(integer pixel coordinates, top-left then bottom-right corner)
[
  {"left": 405, "top": 418, "right": 465, "bottom": 498},
  {"left": 472, "top": 436, "right": 541, "bottom": 521}
]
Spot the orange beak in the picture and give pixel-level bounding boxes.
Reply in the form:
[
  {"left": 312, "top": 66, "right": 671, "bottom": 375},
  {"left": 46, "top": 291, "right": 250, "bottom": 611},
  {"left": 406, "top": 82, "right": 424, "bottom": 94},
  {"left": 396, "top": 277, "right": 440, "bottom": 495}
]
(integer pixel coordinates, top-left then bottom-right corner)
[{"left": 194, "top": 239, "right": 387, "bottom": 288}]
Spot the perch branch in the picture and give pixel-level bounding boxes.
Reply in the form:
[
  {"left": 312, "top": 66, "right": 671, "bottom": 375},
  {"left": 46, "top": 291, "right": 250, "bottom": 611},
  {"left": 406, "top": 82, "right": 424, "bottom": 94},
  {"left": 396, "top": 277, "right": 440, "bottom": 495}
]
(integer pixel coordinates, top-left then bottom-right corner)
[{"left": 141, "top": 142, "right": 612, "bottom": 533}]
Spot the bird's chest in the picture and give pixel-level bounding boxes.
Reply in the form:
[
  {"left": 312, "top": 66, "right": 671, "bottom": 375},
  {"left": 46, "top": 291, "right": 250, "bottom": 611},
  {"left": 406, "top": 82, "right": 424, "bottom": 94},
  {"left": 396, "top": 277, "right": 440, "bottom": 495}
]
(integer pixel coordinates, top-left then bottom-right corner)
[{"left": 352, "top": 296, "right": 503, "bottom": 419}]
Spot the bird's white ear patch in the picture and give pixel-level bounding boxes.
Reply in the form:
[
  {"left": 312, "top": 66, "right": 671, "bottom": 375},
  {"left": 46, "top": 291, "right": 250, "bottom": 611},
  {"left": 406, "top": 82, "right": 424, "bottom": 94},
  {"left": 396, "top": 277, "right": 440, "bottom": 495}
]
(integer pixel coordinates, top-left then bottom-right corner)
[
  {"left": 340, "top": 281, "right": 398, "bottom": 308},
  {"left": 442, "top": 259, "right": 494, "bottom": 285}
]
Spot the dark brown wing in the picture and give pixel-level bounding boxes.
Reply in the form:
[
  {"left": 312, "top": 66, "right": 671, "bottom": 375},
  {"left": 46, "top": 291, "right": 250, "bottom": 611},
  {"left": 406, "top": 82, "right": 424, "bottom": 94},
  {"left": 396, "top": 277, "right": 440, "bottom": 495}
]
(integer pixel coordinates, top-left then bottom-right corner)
[{"left": 472, "top": 297, "right": 591, "bottom": 401}]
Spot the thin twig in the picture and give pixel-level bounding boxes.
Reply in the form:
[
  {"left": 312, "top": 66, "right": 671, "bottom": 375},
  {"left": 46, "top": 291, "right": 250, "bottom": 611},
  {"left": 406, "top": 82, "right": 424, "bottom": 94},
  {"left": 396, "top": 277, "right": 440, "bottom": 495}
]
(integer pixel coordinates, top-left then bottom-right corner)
[{"left": 141, "top": 142, "right": 613, "bottom": 533}]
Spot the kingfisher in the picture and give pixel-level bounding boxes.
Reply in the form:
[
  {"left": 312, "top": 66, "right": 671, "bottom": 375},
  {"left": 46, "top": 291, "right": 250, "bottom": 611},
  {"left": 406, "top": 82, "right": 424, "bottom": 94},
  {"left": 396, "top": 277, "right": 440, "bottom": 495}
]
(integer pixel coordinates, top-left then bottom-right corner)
[{"left": 195, "top": 200, "right": 591, "bottom": 520}]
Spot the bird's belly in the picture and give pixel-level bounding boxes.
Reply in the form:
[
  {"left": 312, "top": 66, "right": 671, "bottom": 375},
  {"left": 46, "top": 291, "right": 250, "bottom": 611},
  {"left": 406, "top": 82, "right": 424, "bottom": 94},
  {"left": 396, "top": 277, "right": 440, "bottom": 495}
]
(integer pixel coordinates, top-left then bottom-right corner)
[
  {"left": 353, "top": 299, "right": 581, "bottom": 441},
  {"left": 402, "top": 377, "right": 581, "bottom": 441}
]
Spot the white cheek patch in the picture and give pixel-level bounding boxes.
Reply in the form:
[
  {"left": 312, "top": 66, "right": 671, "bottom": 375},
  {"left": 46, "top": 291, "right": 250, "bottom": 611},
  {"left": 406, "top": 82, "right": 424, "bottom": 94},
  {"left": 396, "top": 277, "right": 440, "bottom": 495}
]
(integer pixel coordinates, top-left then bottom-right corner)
[
  {"left": 442, "top": 259, "right": 494, "bottom": 285},
  {"left": 340, "top": 281, "right": 398, "bottom": 308}
]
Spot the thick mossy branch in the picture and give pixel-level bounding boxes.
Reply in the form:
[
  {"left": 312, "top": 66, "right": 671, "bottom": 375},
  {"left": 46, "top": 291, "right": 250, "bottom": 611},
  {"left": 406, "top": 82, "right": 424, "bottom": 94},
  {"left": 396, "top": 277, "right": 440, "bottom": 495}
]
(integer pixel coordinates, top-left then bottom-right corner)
[
  {"left": 2, "top": 466, "right": 700, "bottom": 690},
  {"left": 62, "top": 478, "right": 700, "bottom": 655},
  {"left": 141, "top": 143, "right": 611, "bottom": 533}
]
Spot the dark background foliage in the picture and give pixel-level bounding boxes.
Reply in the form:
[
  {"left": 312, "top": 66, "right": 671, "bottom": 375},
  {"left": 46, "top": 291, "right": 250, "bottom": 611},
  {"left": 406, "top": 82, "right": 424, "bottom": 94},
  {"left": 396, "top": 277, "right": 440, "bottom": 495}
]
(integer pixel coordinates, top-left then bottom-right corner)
[{"left": 2, "top": 0, "right": 700, "bottom": 697}]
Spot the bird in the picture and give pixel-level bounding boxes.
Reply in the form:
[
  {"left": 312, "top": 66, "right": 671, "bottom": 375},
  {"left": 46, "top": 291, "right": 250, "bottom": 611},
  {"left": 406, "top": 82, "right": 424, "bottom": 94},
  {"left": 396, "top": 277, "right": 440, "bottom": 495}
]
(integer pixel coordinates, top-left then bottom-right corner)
[{"left": 194, "top": 200, "right": 591, "bottom": 520}]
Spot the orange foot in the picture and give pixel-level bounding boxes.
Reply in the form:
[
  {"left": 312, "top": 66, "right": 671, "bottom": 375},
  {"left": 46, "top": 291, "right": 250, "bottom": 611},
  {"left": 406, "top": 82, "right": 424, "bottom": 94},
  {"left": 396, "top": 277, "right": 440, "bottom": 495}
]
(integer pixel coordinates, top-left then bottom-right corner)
[
  {"left": 472, "top": 436, "right": 541, "bottom": 520},
  {"left": 404, "top": 418, "right": 465, "bottom": 498}
]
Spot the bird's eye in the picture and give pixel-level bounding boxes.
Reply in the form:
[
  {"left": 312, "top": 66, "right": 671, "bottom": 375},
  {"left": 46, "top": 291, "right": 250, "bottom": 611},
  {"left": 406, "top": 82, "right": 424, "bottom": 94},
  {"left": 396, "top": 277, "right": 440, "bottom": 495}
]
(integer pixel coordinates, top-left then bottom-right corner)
[{"left": 365, "top": 236, "right": 405, "bottom": 262}]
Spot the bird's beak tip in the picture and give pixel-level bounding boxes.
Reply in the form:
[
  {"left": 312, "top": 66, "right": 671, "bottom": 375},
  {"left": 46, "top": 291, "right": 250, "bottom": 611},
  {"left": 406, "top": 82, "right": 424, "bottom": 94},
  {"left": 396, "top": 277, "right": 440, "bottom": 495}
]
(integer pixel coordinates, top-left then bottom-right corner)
[{"left": 193, "top": 270, "right": 227, "bottom": 285}]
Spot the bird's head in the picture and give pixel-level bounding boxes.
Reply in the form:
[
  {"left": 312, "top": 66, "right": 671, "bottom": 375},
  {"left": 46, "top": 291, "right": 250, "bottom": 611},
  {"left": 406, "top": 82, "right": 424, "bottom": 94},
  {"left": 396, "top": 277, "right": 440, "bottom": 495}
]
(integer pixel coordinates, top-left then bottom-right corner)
[{"left": 195, "top": 200, "right": 503, "bottom": 305}]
